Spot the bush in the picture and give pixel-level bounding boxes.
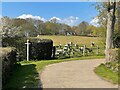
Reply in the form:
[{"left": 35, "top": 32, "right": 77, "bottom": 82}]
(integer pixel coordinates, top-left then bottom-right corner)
[
  {"left": 2, "top": 37, "right": 26, "bottom": 61},
  {"left": 30, "top": 38, "right": 53, "bottom": 60},
  {"left": 113, "top": 33, "right": 120, "bottom": 48},
  {"left": 0, "top": 47, "right": 17, "bottom": 85},
  {"left": 2, "top": 37, "right": 53, "bottom": 60}
]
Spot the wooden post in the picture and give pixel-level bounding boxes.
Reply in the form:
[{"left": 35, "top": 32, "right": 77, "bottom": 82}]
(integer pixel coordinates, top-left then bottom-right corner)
[
  {"left": 71, "top": 49, "right": 74, "bottom": 57},
  {"left": 25, "top": 40, "right": 31, "bottom": 61},
  {"left": 96, "top": 45, "right": 99, "bottom": 55},
  {"left": 52, "top": 46, "right": 56, "bottom": 59},
  {"left": 83, "top": 45, "right": 86, "bottom": 56}
]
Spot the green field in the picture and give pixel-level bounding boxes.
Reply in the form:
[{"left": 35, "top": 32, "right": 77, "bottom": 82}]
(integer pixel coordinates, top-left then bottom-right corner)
[
  {"left": 35, "top": 35, "right": 105, "bottom": 56},
  {"left": 35, "top": 35, "right": 104, "bottom": 46}
]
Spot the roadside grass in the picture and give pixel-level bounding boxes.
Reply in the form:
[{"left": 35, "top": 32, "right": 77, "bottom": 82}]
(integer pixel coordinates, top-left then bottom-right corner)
[
  {"left": 4, "top": 55, "right": 104, "bottom": 88},
  {"left": 94, "top": 64, "right": 118, "bottom": 84}
]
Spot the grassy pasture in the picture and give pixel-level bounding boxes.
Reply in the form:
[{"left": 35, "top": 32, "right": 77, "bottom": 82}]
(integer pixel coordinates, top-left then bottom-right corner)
[
  {"left": 35, "top": 35, "right": 104, "bottom": 47},
  {"left": 35, "top": 35, "right": 105, "bottom": 56}
]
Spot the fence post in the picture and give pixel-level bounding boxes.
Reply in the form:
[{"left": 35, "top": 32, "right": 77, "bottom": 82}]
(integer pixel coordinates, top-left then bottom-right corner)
[{"left": 96, "top": 45, "right": 99, "bottom": 55}]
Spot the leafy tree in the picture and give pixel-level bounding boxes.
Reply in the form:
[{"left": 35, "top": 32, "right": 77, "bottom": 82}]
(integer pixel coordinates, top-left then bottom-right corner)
[
  {"left": 78, "top": 21, "right": 89, "bottom": 35},
  {"left": 2, "top": 17, "right": 22, "bottom": 37},
  {"left": 1, "top": 17, "right": 40, "bottom": 37},
  {"left": 71, "top": 21, "right": 89, "bottom": 36},
  {"left": 94, "top": 1, "right": 120, "bottom": 61}
]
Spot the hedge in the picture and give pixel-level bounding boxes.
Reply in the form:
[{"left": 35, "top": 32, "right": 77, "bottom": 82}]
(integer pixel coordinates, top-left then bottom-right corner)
[
  {"left": 2, "top": 37, "right": 26, "bottom": 61},
  {"left": 113, "top": 33, "right": 120, "bottom": 48},
  {"left": 0, "top": 47, "right": 17, "bottom": 86},
  {"left": 2, "top": 37, "right": 53, "bottom": 60},
  {"left": 29, "top": 38, "right": 53, "bottom": 60}
]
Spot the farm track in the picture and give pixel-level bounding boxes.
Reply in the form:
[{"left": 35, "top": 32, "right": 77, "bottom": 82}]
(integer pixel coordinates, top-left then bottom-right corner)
[{"left": 40, "top": 59, "right": 118, "bottom": 88}]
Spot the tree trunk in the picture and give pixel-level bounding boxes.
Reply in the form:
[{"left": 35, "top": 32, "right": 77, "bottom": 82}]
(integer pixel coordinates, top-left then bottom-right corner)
[
  {"left": 105, "top": 2, "right": 116, "bottom": 61},
  {"left": 118, "top": 2, "right": 120, "bottom": 34}
]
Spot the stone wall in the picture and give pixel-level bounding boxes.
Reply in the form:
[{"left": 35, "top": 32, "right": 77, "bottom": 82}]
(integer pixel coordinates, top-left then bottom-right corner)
[{"left": 107, "top": 48, "right": 119, "bottom": 62}]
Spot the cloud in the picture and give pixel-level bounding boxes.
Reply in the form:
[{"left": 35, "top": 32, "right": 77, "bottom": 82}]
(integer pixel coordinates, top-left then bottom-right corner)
[
  {"left": 0, "top": 15, "right": 2, "bottom": 18},
  {"left": 49, "top": 16, "right": 61, "bottom": 21},
  {"left": 17, "top": 14, "right": 46, "bottom": 22},
  {"left": 49, "top": 16, "right": 80, "bottom": 26},
  {"left": 59, "top": 16, "right": 80, "bottom": 26},
  {"left": 90, "top": 17, "right": 100, "bottom": 27},
  {"left": 17, "top": 14, "right": 80, "bottom": 26}
]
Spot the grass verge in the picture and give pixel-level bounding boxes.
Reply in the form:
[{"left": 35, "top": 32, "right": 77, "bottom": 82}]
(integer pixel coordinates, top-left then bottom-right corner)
[
  {"left": 94, "top": 64, "right": 118, "bottom": 84},
  {"left": 4, "top": 55, "right": 104, "bottom": 88}
]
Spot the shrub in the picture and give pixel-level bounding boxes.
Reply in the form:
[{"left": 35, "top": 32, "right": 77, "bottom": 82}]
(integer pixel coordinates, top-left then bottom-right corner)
[
  {"left": 2, "top": 37, "right": 26, "bottom": 61},
  {"left": 113, "top": 33, "right": 120, "bottom": 48},
  {"left": 2, "top": 37, "right": 53, "bottom": 60},
  {"left": 0, "top": 47, "right": 17, "bottom": 85},
  {"left": 30, "top": 38, "right": 53, "bottom": 60}
]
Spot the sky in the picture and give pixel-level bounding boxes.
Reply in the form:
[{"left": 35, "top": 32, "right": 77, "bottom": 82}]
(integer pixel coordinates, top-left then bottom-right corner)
[{"left": 2, "top": 2, "right": 99, "bottom": 26}]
